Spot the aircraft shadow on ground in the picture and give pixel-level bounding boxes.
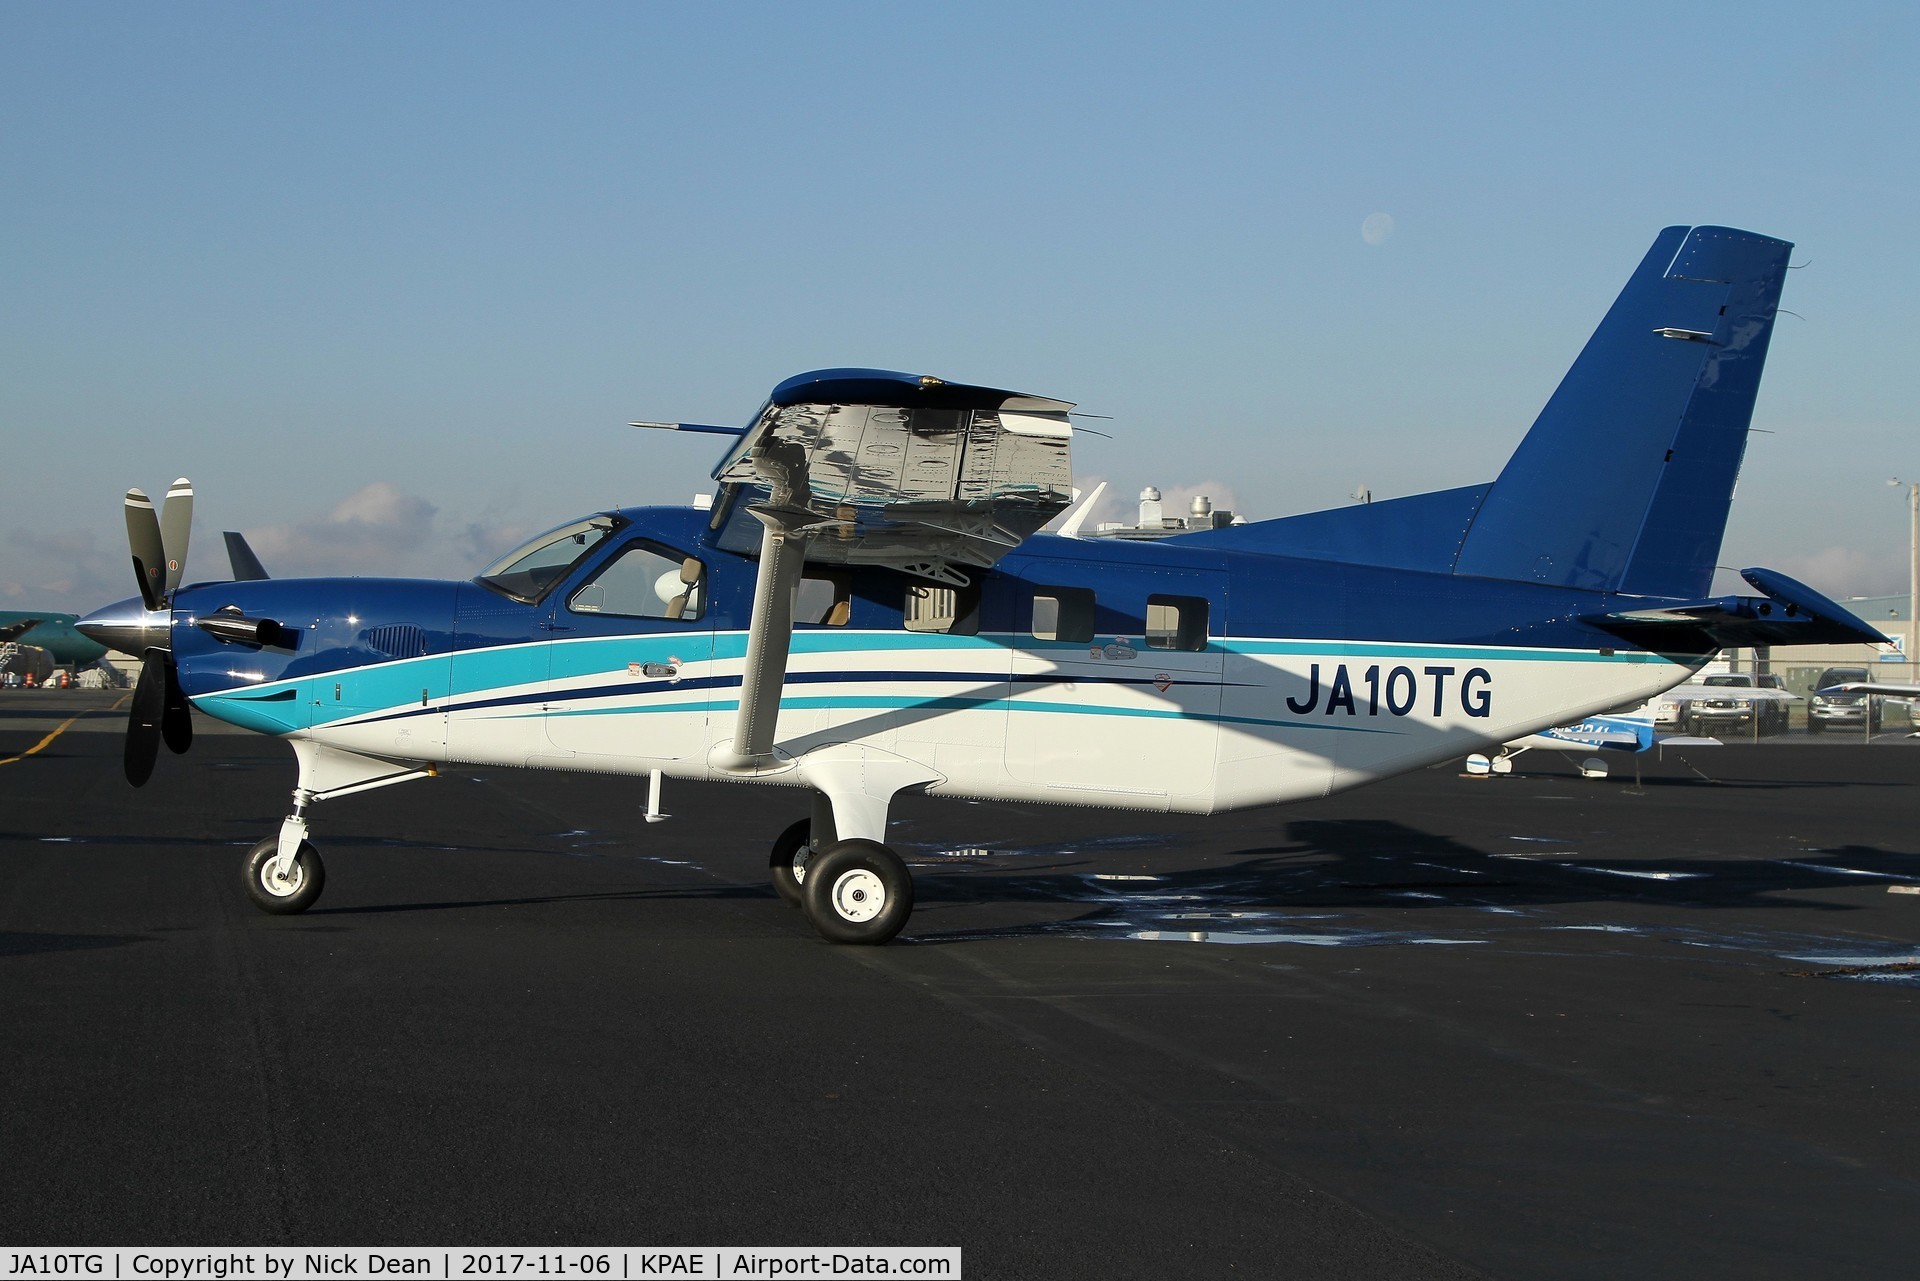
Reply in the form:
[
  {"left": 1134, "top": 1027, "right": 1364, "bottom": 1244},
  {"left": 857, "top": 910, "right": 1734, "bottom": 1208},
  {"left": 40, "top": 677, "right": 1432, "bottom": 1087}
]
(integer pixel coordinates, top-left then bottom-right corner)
[
  {"left": 199, "top": 816, "right": 1920, "bottom": 941},
  {"left": 899, "top": 819, "right": 1920, "bottom": 945}
]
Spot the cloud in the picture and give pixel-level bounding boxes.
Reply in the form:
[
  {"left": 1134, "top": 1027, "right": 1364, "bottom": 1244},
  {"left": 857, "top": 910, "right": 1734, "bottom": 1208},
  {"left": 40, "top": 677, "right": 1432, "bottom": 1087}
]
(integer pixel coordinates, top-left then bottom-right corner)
[
  {"left": 239, "top": 482, "right": 548, "bottom": 582},
  {"left": 0, "top": 482, "right": 556, "bottom": 613},
  {"left": 242, "top": 482, "right": 438, "bottom": 578}
]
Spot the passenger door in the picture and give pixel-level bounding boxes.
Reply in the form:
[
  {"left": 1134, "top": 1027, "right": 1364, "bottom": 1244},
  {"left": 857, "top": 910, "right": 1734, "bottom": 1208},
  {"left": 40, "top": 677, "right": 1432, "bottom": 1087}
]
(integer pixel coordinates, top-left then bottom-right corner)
[
  {"left": 544, "top": 540, "right": 715, "bottom": 765},
  {"left": 1006, "top": 570, "right": 1225, "bottom": 806}
]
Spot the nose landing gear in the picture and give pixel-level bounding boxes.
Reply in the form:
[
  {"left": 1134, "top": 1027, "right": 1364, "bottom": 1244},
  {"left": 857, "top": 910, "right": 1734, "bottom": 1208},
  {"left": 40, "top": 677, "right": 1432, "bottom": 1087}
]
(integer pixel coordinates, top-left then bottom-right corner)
[{"left": 244, "top": 836, "right": 326, "bottom": 914}]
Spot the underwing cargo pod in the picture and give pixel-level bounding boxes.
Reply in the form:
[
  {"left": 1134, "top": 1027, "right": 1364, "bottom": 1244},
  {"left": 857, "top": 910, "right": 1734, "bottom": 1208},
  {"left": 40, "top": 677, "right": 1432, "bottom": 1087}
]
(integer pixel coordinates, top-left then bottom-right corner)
[{"left": 80, "top": 226, "right": 1888, "bottom": 944}]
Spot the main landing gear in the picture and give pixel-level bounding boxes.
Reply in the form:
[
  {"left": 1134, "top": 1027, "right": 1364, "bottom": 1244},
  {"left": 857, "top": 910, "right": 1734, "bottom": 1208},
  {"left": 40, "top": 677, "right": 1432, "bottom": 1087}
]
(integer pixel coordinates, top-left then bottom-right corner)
[{"left": 769, "top": 814, "right": 915, "bottom": 946}]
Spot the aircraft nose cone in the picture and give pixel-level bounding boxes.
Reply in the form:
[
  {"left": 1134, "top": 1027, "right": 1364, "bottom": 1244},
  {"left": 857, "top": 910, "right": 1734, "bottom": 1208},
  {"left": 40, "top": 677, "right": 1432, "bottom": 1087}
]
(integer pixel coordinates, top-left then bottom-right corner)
[{"left": 77, "top": 596, "right": 171, "bottom": 656}]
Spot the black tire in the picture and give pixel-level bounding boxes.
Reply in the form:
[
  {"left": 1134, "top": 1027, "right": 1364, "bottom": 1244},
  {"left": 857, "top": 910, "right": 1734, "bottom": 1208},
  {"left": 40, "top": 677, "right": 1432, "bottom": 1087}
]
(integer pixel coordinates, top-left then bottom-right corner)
[
  {"left": 770, "top": 817, "right": 812, "bottom": 908},
  {"left": 244, "top": 836, "right": 325, "bottom": 915},
  {"left": 1685, "top": 716, "right": 1702, "bottom": 737},
  {"left": 800, "top": 839, "right": 914, "bottom": 945}
]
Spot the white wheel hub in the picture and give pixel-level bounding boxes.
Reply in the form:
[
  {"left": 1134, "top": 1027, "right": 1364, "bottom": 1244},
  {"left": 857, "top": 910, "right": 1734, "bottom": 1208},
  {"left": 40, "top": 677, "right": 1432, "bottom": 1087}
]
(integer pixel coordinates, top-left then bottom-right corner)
[
  {"left": 261, "top": 857, "right": 304, "bottom": 897},
  {"left": 792, "top": 848, "right": 811, "bottom": 885},
  {"left": 830, "top": 868, "right": 887, "bottom": 923}
]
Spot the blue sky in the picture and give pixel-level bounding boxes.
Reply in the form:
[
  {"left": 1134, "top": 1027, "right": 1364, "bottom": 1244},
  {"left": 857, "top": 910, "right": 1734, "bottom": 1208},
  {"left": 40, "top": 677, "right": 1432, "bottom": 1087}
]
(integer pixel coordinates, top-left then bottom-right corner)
[{"left": 4, "top": 1, "right": 1916, "bottom": 611}]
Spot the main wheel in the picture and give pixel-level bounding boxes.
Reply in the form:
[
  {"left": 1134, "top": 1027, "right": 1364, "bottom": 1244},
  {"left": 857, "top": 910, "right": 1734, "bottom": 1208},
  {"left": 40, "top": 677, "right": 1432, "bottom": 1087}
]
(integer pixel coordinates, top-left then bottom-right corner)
[
  {"left": 801, "top": 839, "right": 913, "bottom": 945},
  {"left": 769, "top": 817, "right": 813, "bottom": 908},
  {"left": 244, "top": 836, "right": 326, "bottom": 915}
]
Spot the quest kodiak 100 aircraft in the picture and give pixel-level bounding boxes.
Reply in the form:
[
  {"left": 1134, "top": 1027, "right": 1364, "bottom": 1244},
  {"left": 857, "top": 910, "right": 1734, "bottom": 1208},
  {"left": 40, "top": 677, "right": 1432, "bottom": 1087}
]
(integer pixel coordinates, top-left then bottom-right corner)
[{"left": 79, "top": 225, "right": 1884, "bottom": 944}]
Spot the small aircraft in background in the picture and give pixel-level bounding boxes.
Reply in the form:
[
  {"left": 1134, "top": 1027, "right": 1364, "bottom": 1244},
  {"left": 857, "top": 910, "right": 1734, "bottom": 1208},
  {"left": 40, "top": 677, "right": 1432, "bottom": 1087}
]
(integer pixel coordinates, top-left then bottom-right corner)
[
  {"left": 1466, "top": 710, "right": 1720, "bottom": 779},
  {"left": 78, "top": 225, "right": 1888, "bottom": 944}
]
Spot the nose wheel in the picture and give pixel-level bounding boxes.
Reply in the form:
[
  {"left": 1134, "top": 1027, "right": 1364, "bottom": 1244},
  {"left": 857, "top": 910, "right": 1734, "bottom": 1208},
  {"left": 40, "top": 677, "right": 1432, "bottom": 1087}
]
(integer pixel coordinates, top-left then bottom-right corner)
[
  {"left": 243, "top": 836, "right": 326, "bottom": 914},
  {"left": 800, "top": 838, "right": 913, "bottom": 945}
]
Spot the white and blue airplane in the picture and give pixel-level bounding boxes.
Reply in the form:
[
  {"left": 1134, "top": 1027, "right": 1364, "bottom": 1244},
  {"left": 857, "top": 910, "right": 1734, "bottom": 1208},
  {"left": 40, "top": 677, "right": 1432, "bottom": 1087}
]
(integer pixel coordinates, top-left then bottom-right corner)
[
  {"left": 1467, "top": 710, "right": 1720, "bottom": 778},
  {"left": 79, "top": 224, "right": 1887, "bottom": 944}
]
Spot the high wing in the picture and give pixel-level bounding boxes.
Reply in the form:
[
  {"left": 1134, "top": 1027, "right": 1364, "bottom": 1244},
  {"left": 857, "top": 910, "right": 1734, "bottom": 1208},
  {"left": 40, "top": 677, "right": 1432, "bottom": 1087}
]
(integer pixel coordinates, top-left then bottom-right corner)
[
  {"left": 706, "top": 368, "right": 1075, "bottom": 585},
  {"left": 684, "top": 368, "right": 1077, "bottom": 770}
]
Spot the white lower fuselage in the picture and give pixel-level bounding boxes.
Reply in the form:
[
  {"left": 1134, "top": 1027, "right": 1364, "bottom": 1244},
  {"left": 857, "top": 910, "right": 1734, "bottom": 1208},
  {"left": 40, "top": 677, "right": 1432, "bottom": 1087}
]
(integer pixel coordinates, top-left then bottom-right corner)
[{"left": 253, "top": 630, "right": 1699, "bottom": 816}]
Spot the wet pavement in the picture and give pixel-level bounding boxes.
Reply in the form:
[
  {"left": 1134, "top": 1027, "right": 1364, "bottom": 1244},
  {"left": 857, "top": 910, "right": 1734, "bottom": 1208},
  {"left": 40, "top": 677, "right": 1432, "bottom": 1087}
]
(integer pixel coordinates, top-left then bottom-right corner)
[{"left": 3, "top": 692, "right": 1918, "bottom": 1278}]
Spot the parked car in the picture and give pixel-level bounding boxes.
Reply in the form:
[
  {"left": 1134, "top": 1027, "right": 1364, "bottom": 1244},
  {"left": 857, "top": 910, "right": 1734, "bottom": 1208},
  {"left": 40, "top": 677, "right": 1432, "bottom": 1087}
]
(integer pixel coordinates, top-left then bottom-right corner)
[
  {"left": 1682, "top": 673, "right": 1791, "bottom": 737},
  {"left": 1649, "top": 690, "right": 1689, "bottom": 729},
  {"left": 1806, "top": 666, "right": 1880, "bottom": 734}
]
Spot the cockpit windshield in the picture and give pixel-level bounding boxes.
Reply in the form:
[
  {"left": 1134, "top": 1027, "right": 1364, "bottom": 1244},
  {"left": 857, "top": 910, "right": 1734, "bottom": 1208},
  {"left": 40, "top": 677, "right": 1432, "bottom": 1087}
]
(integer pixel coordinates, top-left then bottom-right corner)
[{"left": 476, "top": 516, "right": 621, "bottom": 603}]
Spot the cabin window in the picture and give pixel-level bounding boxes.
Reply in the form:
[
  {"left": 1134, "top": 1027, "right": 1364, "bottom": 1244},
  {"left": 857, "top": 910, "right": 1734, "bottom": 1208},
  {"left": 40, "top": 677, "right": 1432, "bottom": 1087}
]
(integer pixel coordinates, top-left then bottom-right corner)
[
  {"left": 1145, "top": 594, "right": 1208, "bottom": 651},
  {"left": 569, "top": 544, "right": 705, "bottom": 621},
  {"left": 796, "top": 571, "right": 852, "bottom": 627},
  {"left": 1030, "top": 587, "right": 1096, "bottom": 643},
  {"left": 903, "top": 580, "right": 980, "bottom": 635}
]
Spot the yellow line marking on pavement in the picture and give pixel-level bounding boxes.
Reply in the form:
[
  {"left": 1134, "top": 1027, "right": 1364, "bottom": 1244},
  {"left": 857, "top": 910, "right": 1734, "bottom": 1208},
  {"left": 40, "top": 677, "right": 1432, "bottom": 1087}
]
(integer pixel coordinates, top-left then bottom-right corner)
[{"left": 0, "top": 693, "right": 129, "bottom": 766}]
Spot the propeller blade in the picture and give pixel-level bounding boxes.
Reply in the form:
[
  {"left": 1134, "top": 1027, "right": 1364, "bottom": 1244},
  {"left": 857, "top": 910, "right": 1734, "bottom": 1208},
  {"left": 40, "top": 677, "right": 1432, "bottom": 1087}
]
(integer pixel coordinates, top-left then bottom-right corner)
[
  {"left": 161, "top": 657, "right": 193, "bottom": 755},
  {"left": 159, "top": 477, "right": 194, "bottom": 599},
  {"left": 124, "top": 488, "right": 165, "bottom": 613},
  {"left": 124, "top": 651, "right": 166, "bottom": 787}
]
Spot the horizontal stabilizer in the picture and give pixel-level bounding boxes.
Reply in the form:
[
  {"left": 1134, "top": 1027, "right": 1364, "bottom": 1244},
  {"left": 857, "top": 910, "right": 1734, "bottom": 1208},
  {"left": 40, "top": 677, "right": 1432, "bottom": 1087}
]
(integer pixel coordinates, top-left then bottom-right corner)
[{"left": 1587, "top": 566, "right": 1887, "bottom": 649}]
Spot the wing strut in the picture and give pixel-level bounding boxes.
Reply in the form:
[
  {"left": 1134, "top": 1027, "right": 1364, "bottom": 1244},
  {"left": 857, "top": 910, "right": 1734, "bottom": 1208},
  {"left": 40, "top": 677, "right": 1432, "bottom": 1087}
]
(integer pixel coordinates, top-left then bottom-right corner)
[{"left": 710, "top": 505, "right": 831, "bottom": 773}]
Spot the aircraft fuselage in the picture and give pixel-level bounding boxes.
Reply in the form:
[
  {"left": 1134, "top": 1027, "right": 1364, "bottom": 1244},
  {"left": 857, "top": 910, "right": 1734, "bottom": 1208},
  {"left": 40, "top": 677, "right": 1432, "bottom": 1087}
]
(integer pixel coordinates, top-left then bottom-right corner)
[{"left": 169, "top": 506, "right": 1703, "bottom": 815}]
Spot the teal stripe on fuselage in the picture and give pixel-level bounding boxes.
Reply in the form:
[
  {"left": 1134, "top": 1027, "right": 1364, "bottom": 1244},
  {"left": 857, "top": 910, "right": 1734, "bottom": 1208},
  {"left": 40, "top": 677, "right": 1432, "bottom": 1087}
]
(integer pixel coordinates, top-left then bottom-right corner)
[{"left": 195, "top": 628, "right": 1681, "bottom": 734}]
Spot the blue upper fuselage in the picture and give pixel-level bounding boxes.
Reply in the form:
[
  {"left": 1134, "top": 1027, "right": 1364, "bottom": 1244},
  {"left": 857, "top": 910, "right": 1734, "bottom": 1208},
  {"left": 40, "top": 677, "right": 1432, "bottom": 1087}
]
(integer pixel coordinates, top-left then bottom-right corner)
[{"left": 167, "top": 504, "right": 1684, "bottom": 717}]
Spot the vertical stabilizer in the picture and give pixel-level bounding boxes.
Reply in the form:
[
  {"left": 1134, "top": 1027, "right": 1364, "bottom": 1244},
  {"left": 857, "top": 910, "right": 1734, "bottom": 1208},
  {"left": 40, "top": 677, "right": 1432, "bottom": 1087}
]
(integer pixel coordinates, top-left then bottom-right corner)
[{"left": 1453, "top": 226, "right": 1791, "bottom": 597}]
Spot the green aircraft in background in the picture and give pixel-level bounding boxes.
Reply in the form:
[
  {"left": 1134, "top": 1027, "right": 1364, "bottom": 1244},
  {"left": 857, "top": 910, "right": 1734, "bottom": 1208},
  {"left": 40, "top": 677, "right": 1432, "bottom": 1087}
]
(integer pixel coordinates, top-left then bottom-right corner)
[{"left": 0, "top": 611, "right": 111, "bottom": 667}]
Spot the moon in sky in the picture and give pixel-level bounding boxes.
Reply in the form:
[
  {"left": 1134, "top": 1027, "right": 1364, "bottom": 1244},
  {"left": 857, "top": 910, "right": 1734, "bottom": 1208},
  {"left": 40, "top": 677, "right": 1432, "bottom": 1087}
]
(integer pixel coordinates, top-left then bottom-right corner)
[{"left": 1361, "top": 212, "right": 1395, "bottom": 245}]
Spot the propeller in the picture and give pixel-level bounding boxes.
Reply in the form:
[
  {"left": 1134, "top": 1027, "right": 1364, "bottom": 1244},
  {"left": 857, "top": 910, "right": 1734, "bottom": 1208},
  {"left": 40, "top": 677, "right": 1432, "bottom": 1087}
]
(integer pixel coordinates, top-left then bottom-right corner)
[{"left": 116, "top": 479, "right": 196, "bottom": 786}]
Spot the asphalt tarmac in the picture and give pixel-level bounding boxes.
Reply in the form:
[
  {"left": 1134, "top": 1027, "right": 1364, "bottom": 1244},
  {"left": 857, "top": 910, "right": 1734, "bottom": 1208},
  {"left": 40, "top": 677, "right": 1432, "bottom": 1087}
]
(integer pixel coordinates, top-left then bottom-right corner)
[{"left": 4, "top": 691, "right": 1918, "bottom": 1279}]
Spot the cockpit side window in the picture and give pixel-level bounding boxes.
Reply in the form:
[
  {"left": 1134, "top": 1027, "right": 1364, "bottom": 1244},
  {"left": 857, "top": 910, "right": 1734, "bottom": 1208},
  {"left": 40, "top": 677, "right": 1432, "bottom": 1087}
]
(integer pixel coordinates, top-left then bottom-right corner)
[
  {"left": 476, "top": 517, "right": 621, "bottom": 604},
  {"left": 568, "top": 543, "right": 706, "bottom": 622}
]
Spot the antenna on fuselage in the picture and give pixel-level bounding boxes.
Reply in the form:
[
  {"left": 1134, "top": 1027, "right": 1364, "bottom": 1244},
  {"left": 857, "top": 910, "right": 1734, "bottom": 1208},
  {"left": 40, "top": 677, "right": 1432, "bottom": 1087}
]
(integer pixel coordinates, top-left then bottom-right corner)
[{"left": 1057, "top": 481, "right": 1109, "bottom": 540}]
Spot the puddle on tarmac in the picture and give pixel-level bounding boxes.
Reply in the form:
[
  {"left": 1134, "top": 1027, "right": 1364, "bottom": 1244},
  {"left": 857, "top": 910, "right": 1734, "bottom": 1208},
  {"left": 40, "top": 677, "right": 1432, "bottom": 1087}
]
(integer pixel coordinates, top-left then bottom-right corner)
[
  {"left": 1779, "top": 861, "right": 1919, "bottom": 883},
  {"left": 1558, "top": 864, "right": 1707, "bottom": 881},
  {"left": 1127, "top": 927, "right": 1488, "bottom": 947}
]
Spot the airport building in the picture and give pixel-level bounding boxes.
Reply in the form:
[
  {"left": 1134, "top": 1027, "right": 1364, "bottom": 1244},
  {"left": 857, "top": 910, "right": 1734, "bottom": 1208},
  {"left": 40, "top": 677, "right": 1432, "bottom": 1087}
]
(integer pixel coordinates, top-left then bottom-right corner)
[{"left": 1090, "top": 487, "right": 1244, "bottom": 540}]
